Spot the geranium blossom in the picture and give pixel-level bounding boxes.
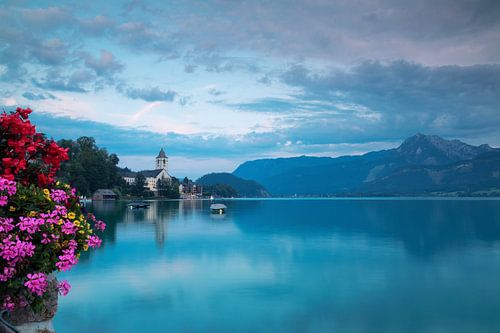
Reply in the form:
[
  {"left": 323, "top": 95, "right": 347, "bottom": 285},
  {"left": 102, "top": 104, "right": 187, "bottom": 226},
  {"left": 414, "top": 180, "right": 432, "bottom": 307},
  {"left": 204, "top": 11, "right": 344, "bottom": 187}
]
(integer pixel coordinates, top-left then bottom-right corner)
[
  {"left": 57, "top": 280, "right": 71, "bottom": 296},
  {"left": 24, "top": 273, "right": 48, "bottom": 296},
  {"left": 50, "top": 189, "right": 68, "bottom": 203},
  {"left": 87, "top": 235, "right": 102, "bottom": 248},
  {"left": 17, "top": 216, "right": 45, "bottom": 234},
  {"left": 0, "top": 217, "right": 14, "bottom": 232},
  {"left": 0, "top": 108, "right": 105, "bottom": 312}
]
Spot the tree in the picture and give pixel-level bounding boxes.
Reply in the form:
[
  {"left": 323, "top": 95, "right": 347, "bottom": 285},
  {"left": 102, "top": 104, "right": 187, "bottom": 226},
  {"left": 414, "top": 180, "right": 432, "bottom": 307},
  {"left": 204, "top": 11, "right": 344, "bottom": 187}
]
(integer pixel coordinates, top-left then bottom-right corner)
[
  {"left": 131, "top": 173, "right": 146, "bottom": 197},
  {"left": 57, "top": 137, "right": 128, "bottom": 196},
  {"left": 157, "top": 177, "right": 180, "bottom": 199}
]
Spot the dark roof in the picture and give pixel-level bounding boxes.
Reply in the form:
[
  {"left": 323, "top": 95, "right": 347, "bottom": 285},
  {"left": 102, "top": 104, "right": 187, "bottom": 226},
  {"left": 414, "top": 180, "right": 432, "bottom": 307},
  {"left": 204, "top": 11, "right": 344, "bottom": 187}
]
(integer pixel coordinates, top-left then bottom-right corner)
[
  {"left": 157, "top": 148, "right": 167, "bottom": 158},
  {"left": 120, "top": 171, "right": 137, "bottom": 178},
  {"left": 139, "top": 169, "right": 163, "bottom": 177},
  {"left": 94, "top": 189, "right": 117, "bottom": 196}
]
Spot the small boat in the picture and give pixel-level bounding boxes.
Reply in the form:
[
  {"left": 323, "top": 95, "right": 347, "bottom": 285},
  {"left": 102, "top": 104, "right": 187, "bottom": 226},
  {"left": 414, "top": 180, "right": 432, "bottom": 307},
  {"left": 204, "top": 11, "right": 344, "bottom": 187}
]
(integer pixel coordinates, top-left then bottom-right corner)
[
  {"left": 210, "top": 203, "right": 227, "bottom": 214},
  {"left": 128, "top": 200, "right": 150, "bottom": 209}
]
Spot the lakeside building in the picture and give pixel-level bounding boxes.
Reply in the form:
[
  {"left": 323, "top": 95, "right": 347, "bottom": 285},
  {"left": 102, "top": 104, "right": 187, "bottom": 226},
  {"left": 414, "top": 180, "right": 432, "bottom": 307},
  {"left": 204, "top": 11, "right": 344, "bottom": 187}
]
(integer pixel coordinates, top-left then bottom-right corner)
[
  {"left": 120, "top": 148, "right": 172, "bottom": 193},
  {"left": 179, "top": 178, "right": 203, "bottom": 199},
  {"left": 93, "top": 189, "right": 118, "bottom": 200}
]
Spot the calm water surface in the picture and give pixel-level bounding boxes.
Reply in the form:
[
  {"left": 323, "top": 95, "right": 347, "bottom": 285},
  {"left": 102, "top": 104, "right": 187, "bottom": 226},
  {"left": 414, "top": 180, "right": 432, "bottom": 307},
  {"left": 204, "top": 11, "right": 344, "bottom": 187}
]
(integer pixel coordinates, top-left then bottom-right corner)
[{"left": 54, "top": 199, "right": 500, "bottom": 332}]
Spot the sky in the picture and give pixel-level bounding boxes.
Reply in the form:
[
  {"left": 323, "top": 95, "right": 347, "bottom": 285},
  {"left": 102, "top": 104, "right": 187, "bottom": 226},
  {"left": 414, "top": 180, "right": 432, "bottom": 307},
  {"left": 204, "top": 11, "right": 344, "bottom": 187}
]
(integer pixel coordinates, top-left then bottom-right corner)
[{"left": 1, "top": 0, "right": 500, "bottom": 178}]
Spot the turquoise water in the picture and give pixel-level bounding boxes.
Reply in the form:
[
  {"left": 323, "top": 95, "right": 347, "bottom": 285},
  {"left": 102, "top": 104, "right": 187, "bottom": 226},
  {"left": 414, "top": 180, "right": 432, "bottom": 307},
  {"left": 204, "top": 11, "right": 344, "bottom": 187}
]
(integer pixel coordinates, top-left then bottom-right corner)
[{"left": 54, "top": 199, "right": 500, "bottom": 332}]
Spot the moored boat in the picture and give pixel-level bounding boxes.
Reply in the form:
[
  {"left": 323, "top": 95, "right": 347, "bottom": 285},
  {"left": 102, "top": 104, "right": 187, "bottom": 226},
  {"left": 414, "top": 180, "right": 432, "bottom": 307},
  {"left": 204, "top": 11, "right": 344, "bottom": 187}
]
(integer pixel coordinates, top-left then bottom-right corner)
[
  {"left": 128, "top": 200, "right": 150, "bottom": 209},
  {"left": 210, "top": 203, "right": 227, "bottom": 214}
]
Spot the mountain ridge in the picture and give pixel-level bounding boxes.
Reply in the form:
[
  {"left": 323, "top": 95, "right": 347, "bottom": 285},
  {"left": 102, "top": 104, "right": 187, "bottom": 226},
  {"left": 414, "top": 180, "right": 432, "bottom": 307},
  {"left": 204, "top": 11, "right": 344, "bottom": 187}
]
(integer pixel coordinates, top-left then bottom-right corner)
[{"left": 233, "top": 134, "right": 500, "bottom": 196}]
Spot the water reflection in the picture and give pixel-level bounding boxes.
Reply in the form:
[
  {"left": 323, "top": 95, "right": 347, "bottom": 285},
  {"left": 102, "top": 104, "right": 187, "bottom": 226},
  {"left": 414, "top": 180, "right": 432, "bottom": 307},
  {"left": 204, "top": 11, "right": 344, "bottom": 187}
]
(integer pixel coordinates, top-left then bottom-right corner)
[
  {"left": 54, "top": 199, "right": 500, "bottom": 333},
  {"left": 91, "top": 199, "right": 500, "bottom": 258}
]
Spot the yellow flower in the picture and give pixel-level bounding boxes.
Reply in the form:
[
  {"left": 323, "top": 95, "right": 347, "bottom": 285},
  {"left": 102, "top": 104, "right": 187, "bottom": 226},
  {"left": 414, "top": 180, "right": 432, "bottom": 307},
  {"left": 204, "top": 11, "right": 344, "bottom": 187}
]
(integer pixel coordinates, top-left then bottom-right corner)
[
  {"left": 64, "top": 184, "right": 70, "bottom": 189},
  {"left": 56, "top": 181, "right": 60, "bottom": 186},
  {"left": 67, "top": 212, "right": 76, "bottom": 220},
  {"left": 9, "top": 206, "right": 16, "bottom": 212},
  {"left": 74, "top": 221, "right": 81, "bottom": 227},
  {"left": 43, "top": 189, "right": 50, "bottom": 195},
  {"left": 29, "top": 211, "right": 37, "bottom": 217},
  {"left": 83, "top": 244, "right": 89, "bottom": 251},
  {"left": 58, "top": 219, "right": 63, "bottom": 225}
]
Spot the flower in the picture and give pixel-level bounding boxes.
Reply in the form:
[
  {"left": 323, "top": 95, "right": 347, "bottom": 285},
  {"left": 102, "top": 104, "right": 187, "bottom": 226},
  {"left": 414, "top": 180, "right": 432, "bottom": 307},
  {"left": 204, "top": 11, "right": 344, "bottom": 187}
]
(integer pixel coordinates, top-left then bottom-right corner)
[
  {"left": 0, "top": 109, "right": 105, "bottom": 310},
  {"left": 94, "top": 220, "right": 106, "bottom": 232},
  {"left": 57, "top": 280, "right": 71, "bottom": 296},
  {"left": 2, "top": 296, "right": 16, "bottom": 312},
  {"left": 87, "top": 235, "right": 102, "bottom": 248},
  {"left": 50, "top": 189, "right": 68, "bottom": 203},
  {"left": 24, "top": 272, "right": 48, "bottom": 296}
]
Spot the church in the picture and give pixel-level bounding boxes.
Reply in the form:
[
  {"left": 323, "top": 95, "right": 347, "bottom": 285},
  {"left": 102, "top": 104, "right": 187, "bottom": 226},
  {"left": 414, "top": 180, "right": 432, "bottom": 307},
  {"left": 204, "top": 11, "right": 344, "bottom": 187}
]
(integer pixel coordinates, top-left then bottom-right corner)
[{"left": 121, "top": 148, "right": 172, "bottom": 193}]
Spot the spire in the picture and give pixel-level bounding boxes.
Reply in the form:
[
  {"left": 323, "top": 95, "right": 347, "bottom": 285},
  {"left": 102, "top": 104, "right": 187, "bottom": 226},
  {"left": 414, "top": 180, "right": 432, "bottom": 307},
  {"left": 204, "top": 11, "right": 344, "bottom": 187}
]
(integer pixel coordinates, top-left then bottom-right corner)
[{"left": 157, "top": 148, "right": 166, "bottom": 158}]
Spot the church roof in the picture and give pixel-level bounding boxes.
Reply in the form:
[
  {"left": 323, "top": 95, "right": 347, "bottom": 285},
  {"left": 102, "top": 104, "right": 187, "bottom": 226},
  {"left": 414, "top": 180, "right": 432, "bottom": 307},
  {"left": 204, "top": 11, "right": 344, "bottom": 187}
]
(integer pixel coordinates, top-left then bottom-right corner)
[
  {"left": 119, "top": 170, "right": 137, "bottom": 178},
  {"left": 139, "top": 169, "right": 166, "bottom": 178},
  {"left": 157, "top": 148, "right": 167, "bottom": 158}
]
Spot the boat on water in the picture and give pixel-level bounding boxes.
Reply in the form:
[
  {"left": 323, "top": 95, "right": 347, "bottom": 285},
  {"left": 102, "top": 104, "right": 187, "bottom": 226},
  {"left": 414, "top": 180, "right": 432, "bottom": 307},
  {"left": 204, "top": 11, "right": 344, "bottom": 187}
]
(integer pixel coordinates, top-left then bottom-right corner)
[
  {"left": 210, "top": 203, "right": 227, "bottom": 214},
  {"left": 128, "top": 200, "right": 150, "bottom": 209}
]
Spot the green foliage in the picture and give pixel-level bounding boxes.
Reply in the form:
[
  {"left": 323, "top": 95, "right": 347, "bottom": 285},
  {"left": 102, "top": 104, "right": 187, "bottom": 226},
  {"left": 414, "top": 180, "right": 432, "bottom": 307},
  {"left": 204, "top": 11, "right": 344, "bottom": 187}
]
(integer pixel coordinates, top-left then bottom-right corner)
[
  {"left": 131, "top": 173, "right": 146, "bottom": 197},
  {"left": 196, "top": 172, "right": 269, "bottom": 197},
  {"left": 157, "top": 177, "right": 180, "bottom": 199},
  {"left": 57, "top": 137, "right": 127, "bottom": 196},
  {"left": 202, "top": 183, "right": 238, "bottom": 198}
]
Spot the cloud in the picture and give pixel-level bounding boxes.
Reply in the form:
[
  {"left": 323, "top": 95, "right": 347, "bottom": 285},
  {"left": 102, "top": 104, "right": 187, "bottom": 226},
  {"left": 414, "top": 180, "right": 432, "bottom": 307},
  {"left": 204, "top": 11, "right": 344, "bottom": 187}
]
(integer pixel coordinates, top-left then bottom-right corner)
[
  {"left": 277, "top": 60, "right": 500, "bottom": 141},
  {"left": 22, "top": 92, "right": 56, "bottom": 101},
  {"left": 79, "top": 15, "right": 115, "bottom": 36},
  {"left": 83, "top": 50, "right": 124, "bottom": 77},
  {"left": 207, "top": 88, "right": 226, "bottom": 96},
  {"left": 31, "top": 39, "right": 69, "bottom": 65},
  {"left": 119, "top": 85, "right": 178, "bottom": 102},
  {"left": 32, "top": 70, "right": 95, "bottom": 93}
]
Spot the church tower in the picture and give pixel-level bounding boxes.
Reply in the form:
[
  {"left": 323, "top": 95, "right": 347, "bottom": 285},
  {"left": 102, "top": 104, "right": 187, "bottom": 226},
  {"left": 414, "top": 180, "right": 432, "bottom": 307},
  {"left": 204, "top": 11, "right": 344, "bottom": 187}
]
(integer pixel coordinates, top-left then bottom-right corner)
[{"left": 155, "top": 148, "right": 168, "bottom": 171}]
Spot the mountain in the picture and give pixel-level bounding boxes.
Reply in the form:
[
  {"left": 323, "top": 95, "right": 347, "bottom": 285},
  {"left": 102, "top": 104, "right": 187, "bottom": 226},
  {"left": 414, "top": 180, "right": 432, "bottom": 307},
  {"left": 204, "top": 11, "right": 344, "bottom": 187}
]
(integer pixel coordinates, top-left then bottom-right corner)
[
  {"left": 196, "top": 172, "right": 270, "bottom": 197},
  {"left": 360, "top": 151, "right": 500, "bottom": 195},
  {"left": 233, "top": 134, "right": 499, "bottom": 196}
]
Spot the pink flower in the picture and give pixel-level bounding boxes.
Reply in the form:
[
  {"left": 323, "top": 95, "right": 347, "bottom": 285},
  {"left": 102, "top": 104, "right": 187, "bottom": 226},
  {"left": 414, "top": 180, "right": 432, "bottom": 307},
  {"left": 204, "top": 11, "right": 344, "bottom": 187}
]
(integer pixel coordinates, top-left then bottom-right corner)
[
  {"left": 24, "top": 272, "right": 48, "bottom": 296},
  {"left": 57, "top": 280, "right": 71, "bottom": 296},
  {"left": 54, "top": 205, "right": 68, "bottom": 216},
  {"left": 0, "top": 236, "right": 35, "bottom": 263},
  {"left": 56, "top": 249, "right": 78, "bottom": 272},
  {"left": 94, "top": 220, "right": 106, "bottom": 232},
  {"left": 0, "top": 195, "right": 7, "bottom": 206},
  {"left": 41, "top": 233, "right": 51, "bottom": 244},
  {"left": 0, "top": 267, "right": 16, "bottom": 282},
  {"left": 50, "top": 189, "right": 68, "bottom": 203},
  {"left": 17, "top": 217, "right": 44, "bottom": 234},
  {"left": 0, "top": 177, "right": 17, "bottom": 196},
  {"left": 61, "top": 220, "right": 77, "bottom": 235},
  {"left": 87, "top": 235, "right": 102, "bottom": 248},
  {"left": 2, "top": 296, "right": 15, "bottom": 312},
  {"left": 68, "top": 240, "right": 78, "bottom": 251},
  {"left": 0, "top": 217, "right": 14, "bottom": 232}
]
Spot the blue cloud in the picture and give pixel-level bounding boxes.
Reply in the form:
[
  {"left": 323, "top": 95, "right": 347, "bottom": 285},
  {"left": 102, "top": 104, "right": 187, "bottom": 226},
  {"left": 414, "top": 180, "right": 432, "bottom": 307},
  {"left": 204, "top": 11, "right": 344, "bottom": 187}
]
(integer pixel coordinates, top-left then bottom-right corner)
[
  {"left": 118, "top": 85, "right": 178, "bottom": 102},
  {"left": 22, "top": 92, "right": 56, "bottom": 100}
]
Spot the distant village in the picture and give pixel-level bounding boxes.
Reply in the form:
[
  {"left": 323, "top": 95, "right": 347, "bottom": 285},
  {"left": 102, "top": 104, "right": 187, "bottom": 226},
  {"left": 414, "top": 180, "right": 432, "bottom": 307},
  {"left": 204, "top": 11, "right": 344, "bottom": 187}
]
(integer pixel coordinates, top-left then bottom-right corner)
[{"left": 93, "top": 148, "right": 203, "bottom": 200}]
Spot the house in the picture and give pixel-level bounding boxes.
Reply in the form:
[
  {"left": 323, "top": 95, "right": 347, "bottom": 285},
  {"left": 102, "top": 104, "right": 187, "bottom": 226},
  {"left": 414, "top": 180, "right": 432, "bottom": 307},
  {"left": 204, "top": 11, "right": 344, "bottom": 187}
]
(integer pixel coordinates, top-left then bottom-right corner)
[
  {"left": 120, "top": 148, "right": 172, "bottom": 193},
  {"left": 93, "top": 189, "right": 118, "bottom": 200},
  {"left": 179, "top": 178, "right": 203, "bottom": 199}
]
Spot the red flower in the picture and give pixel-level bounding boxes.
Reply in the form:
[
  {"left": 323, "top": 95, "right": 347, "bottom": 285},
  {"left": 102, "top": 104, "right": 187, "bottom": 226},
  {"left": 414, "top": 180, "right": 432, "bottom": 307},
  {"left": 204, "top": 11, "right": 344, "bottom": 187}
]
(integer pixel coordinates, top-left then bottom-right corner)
[{"left": 0, "top": 108, "right": 68, "bottom": 186}]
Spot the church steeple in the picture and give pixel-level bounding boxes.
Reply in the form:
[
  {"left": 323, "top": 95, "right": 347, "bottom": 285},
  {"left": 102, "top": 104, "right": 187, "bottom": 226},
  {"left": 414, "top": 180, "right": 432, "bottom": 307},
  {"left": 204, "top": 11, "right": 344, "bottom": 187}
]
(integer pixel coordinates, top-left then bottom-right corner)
[{"left": 155, "top": 148, "right": 168, "bottom": 170}]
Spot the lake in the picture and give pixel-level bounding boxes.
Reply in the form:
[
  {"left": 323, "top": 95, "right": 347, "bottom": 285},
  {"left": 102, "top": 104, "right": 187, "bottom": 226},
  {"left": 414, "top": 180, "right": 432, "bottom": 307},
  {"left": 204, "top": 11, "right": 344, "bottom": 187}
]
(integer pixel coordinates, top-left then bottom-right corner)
[{"left": 54, "top": 198, "right": 500, "bottom": 332}]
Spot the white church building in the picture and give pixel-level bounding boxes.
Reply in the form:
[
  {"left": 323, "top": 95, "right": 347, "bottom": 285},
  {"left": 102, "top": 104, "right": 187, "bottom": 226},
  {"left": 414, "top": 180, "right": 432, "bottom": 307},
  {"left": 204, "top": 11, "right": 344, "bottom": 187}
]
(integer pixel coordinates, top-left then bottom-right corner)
[{"left": 121, "top": 148, "right": 172, "bottom": 192}]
